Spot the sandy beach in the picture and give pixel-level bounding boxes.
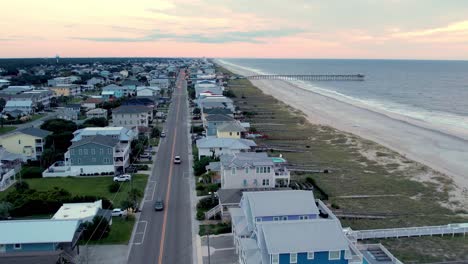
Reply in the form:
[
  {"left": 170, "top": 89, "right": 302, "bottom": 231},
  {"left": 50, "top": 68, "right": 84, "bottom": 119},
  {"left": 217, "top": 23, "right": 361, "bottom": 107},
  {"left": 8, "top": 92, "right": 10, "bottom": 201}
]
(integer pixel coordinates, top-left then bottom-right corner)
[{"left": 217, "top": 60, "right": 468, "bottom": 202}]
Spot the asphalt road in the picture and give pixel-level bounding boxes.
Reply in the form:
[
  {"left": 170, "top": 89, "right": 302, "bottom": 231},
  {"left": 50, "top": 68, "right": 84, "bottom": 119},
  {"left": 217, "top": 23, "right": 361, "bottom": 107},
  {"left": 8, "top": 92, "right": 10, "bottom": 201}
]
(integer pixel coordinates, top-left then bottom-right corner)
[{"left": 127, "top": 70, "right": 193, "bottom": 264}]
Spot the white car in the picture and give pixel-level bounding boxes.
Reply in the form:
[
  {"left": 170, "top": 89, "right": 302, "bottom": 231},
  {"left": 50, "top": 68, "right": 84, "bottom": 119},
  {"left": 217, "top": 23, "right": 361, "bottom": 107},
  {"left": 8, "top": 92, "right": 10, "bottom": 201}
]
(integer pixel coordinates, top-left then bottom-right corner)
[
  {"left": 160, "top": 132, "right": 166, "bottom": 138},
  {"left": 113, "top": 174, "right": 132, "bottom": 182},
  {"left": 174, "top": 155, "right": 181, "bottom": 164},
  {"left": 111, "top": 208, "right": 127, "bottom": 217}
]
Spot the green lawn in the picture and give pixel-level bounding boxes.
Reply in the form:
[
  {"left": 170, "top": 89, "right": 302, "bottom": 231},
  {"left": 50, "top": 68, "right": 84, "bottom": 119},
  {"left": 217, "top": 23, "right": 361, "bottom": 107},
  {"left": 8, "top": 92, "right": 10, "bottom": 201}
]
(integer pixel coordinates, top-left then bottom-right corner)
[
  {"left": 0, "top": 126, "right": 16, "bottom": 135},
  {"left": 15, "top": 174, "right": 148, "bottom": 209},
  {"left": 150, "top": 137, "right": 159, "bottom": 146},
  {"left": 88, "top": 216, "right": 136, "bottom": 245},
  {"left": 29, "top": 114, "right": 45, "bottom": 122}
]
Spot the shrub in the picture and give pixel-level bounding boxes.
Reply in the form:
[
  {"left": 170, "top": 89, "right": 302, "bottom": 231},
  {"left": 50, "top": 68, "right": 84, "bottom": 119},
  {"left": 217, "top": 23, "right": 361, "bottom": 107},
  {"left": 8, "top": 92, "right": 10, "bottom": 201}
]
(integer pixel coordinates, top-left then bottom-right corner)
[
  {"left": 108, "top": 182, "right": 120, "bottom": 193},
  {"left": 21, "top": 166, "right": 43, "bottom": 179},
  {"left": 81, "top": 216, "right": 111, "bottom": 241},
  {"left": 196, "top": 210, "right": 205, "bottom": 221},
  {"left": 197, "top": 196, "right": 219, "bottom": 210}
]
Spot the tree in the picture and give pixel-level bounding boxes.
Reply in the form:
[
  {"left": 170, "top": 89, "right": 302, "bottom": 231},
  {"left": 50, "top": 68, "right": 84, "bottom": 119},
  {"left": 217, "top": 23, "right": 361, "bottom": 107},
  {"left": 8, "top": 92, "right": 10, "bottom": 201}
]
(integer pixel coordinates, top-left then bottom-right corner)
[
  {"left": 193, "top": 157, "right": 217, "bottom": 176},
  {"left": 41, "top": 149, "right": 61, "bottom": 168},
  {"left": 0, "top": 202, "right": 13, "bottom": 220},
  {"left": 40, "top": 119, "right": 77, "bottom": 134},
  {"left": 192, "top": 107, "right": 201, "bottom": 115},
  {"left": 35, "top": 102, "right": 45, "bottom": 112},
  {"left": 82, "top": 117, "right": 108, "bottom": 128},
  {"left": 81, "top": 216, "right": 111, "bottom": 241},
  {"left": 0, "top": 98, "right": 6, "bottom": 113},
  {"left": 150, "top": 127, "right": 160, "bottom": 138}
]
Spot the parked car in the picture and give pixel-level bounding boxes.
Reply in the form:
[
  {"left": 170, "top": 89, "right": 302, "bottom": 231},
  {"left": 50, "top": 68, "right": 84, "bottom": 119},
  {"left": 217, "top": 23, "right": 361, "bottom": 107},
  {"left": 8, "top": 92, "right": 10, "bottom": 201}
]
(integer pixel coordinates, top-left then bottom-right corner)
[
  {"left": 160, "top": 132, "right": 166, "bottom": 138},
  {"left": 154, "top": 199, "right": 164, "bottom": 211},
  {"left": 139, "top": 153, "right": 152, "bottom": 159},
  {"left": 111, "top": 208, "right": 127, "bottom": 217},
  {"left": 174, "top": 155, "right": 181, "bottom": 164},
  {"left": 125, "top": 166, "right": 138, "bottom": 173},
  {"left": 113, "top": 174, "right": 132, "bottom": 182}
]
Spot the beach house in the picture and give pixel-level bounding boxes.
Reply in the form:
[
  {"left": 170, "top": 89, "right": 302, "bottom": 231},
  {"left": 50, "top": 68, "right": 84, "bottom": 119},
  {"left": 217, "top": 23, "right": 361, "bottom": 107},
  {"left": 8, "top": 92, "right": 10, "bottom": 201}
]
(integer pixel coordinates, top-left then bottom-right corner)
[
  {"left": 219, "top": 152, "right": 290, "bottom": 189},
  {"left": 112, "top": 105, "right": 153, "bottom": 128},
  {"left": 204, "top": 114, "right": 236, "bottom": 136},
  {"left": 216, "top": 121, "right": 246, "bottom": 139},
  {"left": 230, "top": 190, "right": 363, "bottom": 264},
  {"left": 49, "top": 84, "right": 81, "bottom": 97},
  {"left": 196, "top": 138, "right": 256, "bottom": 159},
  {"left": 0, "top": 127, "right": 51, "bottom": 161}
]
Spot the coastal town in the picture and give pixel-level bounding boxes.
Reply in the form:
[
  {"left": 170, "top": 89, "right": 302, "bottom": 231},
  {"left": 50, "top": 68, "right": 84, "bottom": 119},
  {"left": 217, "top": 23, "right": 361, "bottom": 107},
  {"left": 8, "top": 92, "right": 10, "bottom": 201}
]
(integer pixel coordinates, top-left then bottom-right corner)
[{"left": 0, "top": 57, "right": 466, "bottom": 264}]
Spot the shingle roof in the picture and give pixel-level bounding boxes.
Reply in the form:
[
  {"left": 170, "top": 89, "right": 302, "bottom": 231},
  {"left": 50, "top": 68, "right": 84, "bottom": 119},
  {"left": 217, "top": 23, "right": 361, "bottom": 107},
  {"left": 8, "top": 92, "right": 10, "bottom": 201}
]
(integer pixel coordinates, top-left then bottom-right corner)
[
  {"left": 197, "top": 138, "right": 255, "bottom": 150},
  {"left": 217, "top": 122, "right": 246, "bottom": 133},
  {"left": 259, "top": 220, "right": 349, "bottom": 254},
  {"left": 217, "top": 188, "right": 243, "bottom": 205},
  {"left": 70, "top": 135, "right": 119, "bottom": 148},
  {"left": 205, "top": 114, "right": 235, "bottom": 122},
  {"left": 0, "top": 219, "right": 80, "bottom": 244},
  {"left": 18, "top": 127, "right": 51, "bottom": 138},
  {"left": 220, "top": 152, "right": 273, "bottom": 168},
  {"left": 243, "top": 190, "right": 319, "bottom": 218},
  {"left": 202, "top": 108, "right": 232, "bottom": 115},
  {"left": 112, "top": 105, "right": 149, "bottom": 114},
  {"left": 72, "top": 127, "right": 135, "bottom": 142}
]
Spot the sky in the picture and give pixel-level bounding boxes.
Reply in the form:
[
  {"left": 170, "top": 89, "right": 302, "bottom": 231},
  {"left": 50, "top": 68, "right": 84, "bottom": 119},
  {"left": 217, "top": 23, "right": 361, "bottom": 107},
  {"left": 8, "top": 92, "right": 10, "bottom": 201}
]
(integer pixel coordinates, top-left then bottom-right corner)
[{"left": 1, "top": 0, "right": 468, "bottom": 59}]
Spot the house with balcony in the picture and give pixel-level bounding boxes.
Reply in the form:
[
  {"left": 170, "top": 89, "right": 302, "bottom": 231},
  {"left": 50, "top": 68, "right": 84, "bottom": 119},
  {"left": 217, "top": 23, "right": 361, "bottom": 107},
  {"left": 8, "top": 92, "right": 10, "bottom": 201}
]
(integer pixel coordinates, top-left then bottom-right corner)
[
  {"left": 49, "top": 84, "right": 81, "bottom": 97},
  {"left": 229, "top": 190, "right": 364, "bottom": 264},
  {"left": 0, "top": 148, "right": 22, "bottom": 191},
  {"left": 86, "top": 108, "right": 108, "bottom": 120},
  {"left": 220, "top": 152, "right": 290, "bottom": 190},
  {"left": 102, "top": 84, "right": 126, "bottom": 98},
  {"left": 71, "top": 126, "right": 136, "bottom": 143},
  {"left": 196, "top": 138, "right": 256, "bottom": 160},
  {"left": 0, "top": 127, "right": 51, "bottom": 161},
  {"left": 112, "top": 105, "right": 152, "bottom": 129}
]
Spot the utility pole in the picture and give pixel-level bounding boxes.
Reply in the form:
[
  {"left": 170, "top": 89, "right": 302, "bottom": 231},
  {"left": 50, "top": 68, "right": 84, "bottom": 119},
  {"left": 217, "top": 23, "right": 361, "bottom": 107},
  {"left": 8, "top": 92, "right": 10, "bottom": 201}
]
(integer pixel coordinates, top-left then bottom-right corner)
[{"left": 207, "top": 226, "right": 211, "bottom": 264}]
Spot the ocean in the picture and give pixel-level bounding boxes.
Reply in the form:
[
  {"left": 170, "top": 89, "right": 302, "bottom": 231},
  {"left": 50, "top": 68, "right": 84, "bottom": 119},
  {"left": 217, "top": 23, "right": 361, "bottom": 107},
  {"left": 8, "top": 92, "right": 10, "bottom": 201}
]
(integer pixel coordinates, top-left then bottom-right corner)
[{"left": 219, "top": 59, "right": 468, "bottom": 136}]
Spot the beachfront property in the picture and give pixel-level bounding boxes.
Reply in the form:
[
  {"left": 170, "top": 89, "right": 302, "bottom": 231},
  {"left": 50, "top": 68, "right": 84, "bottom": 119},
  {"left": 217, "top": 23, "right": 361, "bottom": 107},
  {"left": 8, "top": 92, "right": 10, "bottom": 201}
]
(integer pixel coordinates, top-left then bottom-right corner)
[
  {"left": 0, "top": 219, "right": 81, "bottom": 259},
  {"left": 0, "top": 127, "right": 51, "bottom": 161},
  {"left": 112, "top": 105, "right": 153, "bottom": 128},
  {"left": 49, "top": 84, "right": 81, "bottom": 97},
  {"left": 197, "top": 95, "right": 235, "bottom": 112},
  {"left": 230, "top": 190, "right": 361, "bottom": 264},
  {"left": 86, "top": 108, "right": 107, "bottom": 119},
  {"left": 219, "top": 152, "right": 290, "bottom": 189},
  {"left": 217, "top": 121, "right": 246, "bottom": 139},
  {"left": 202, "top": 107, "right": 234, "bottom": 118},
  {"left": 196, "top": 138, "right": 257, "bottom": 160},
  {"left": 204, "top": 114, "right": 236, "bottom": 136},
  {"left": 2, "top": 89, "right": 54, "bottom": 109},
  {"left": 70, "top": 126, "right": 136, "bottom": 143}
]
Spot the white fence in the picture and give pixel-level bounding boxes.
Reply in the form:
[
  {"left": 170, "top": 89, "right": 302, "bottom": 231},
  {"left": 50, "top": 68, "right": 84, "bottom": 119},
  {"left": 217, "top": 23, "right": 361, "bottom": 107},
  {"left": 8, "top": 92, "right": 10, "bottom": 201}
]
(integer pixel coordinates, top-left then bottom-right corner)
[{"left": 349, "top": 223, "right": 468, "bottom": 240}]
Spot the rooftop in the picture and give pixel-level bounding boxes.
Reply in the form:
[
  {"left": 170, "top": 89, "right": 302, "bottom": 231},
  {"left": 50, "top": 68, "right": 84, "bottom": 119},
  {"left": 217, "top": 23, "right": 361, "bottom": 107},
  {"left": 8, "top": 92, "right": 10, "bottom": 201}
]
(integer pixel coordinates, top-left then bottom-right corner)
[
  {"left": 216, "top": 122, "right": 246, "bottom": 133},
  {"left": 112, "top": 105, "right": 150, "bottom": 114},
  {"left": 0, "top": 219, "right": 80, "bottom": 244},
  {"left": 196, "top": 138, "right": 256, "bottom": 149},
  {"left": 52, "top": 200, "right": 102, "bottom": 221},
  {"left": 205, "top": 114, "right": 235, "bottom": 122},
  {"left": 17, "top": 127, "right": 51, "bottom": 138},
  {"left": 243, "top": 190, "right": 319, "bottom": 218},
  {"left": 220, "top": 152, "right": 273, "bottom": 168},
  {"left": 70, "top": 135, "right": 119, "bottom": 148},
  {"left": 259, "top": 220, "right": 349, "bottom": 254}
]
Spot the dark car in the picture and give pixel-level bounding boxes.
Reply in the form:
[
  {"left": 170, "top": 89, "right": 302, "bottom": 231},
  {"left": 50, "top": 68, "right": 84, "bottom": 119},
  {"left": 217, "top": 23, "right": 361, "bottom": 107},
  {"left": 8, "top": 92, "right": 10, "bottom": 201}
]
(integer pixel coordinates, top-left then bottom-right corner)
[
  {"left": 154, "top": 199, "right": 164, "bottom": 211},
  {"left": 125, "top": 166, "right": 138, "bottom": 173}
]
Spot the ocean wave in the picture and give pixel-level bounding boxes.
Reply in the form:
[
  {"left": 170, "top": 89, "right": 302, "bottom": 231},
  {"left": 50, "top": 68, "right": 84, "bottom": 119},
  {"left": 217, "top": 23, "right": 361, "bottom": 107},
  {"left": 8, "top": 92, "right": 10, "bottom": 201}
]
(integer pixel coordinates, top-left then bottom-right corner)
[{"left": 218, "top": 59, "right": 468, "bottom": 137}]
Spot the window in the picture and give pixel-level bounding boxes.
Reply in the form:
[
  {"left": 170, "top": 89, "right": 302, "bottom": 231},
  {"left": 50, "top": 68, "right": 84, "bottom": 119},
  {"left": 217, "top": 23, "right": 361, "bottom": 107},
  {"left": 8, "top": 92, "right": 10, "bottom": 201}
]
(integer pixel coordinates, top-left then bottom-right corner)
[
  {"left": 299, "top": 215, "right": 309, "bottom": 220},
  {"left": 245, "top": 167, "right": 249, "bottom": 174},
  {"left": 281, "top": 216, "right": 288, "bottom": 221},
  {"left": 253, "top": 179, "right": 258, "bottom": 186},
  {"left": 14, "top": 244, "right": 21, "bottom": 249},
  {"left": 255, "top": 217, "right": 262, "bottom": 222},
  {"left": 71, "top": 149, "right": 75, "bottom": 155},
  {"left": 18, "top": 140, "right": 21, "bottom": 144},
  {"left": 84, "top": 149, "right": 88, "bottom": 155},
  {"left": 329, "top": 251, "right": 341, "bottom": 260},
  {"left": 229, "top": 132, "right": 232, "bottom": 136},
  {"left": 307, "top": 252, "right": 315, "bottom": 259},
  {"left": 108, "top": 149, "right": 112, "bottom": 154},
  {"left": 100, "top": 149, "right": 104, "bottom": 154},
  {"left": 273, "top": 216, "right": 280, "bottom": 221},
  {"left": 79, "top": 149, "right": 82, "bottom": 155},
  {"left": 77, "top": 158, "right": 81, "bottom": 164},
  {"left": 256, "top": 167, "right": 259, "bottom": 173},
  {"left": 290, "top": 253, "right": 297, "bottom": 263},
  {"left": 262, "top": 179, "right": 270, "bottom": 186},
  {"left": 243, "top": 179, "right": 247, "bottom": 187},
  {"left": 344, "top": 249, "right": 352, "bottom": 260},
  {"left": 232, "top": 167, "right": 236, "bottom": 174},
  {"left": 91, "top": 149, "right": 95, "bottom": 155},
  {"left": 272, "top": 254, "right": 279, "bottom": 264},
  {"left": 267, "top": 167, "right": 271, "bottom": 173}
]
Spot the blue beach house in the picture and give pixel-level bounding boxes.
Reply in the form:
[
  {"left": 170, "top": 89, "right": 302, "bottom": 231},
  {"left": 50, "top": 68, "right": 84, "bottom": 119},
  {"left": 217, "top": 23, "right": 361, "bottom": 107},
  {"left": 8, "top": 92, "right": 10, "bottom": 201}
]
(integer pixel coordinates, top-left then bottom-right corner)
[
  {"left": 229, "top": 190, "right": 363, "bottom": 264},
  {"left": 0, "top": 219, "right": 80, "bottom": 256}
]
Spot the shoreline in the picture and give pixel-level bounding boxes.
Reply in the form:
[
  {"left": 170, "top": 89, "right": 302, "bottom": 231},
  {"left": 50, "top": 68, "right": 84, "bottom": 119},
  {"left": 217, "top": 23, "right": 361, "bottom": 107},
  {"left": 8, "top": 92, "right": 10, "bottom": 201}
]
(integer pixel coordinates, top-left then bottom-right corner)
[{"left": 215, "top": 60, "right": 468, "bottom": 205}]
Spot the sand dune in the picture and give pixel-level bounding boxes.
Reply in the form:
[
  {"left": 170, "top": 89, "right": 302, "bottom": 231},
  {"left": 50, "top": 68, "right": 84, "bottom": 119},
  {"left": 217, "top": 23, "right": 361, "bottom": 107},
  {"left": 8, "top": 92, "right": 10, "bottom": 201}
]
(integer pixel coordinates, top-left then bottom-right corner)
[{"left": 217, "top": 60, "right": 468, "bottom": 202}]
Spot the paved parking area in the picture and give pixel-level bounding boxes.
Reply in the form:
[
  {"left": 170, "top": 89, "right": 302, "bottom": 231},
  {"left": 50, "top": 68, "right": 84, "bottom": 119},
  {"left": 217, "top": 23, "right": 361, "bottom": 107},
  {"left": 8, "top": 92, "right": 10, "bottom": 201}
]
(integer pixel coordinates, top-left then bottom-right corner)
[
  {"left": 75, "top": 245, "right": 128, "bottom": 264},
  {"left": 201, "top": 234, "right": 238, "bottom": 264}
]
